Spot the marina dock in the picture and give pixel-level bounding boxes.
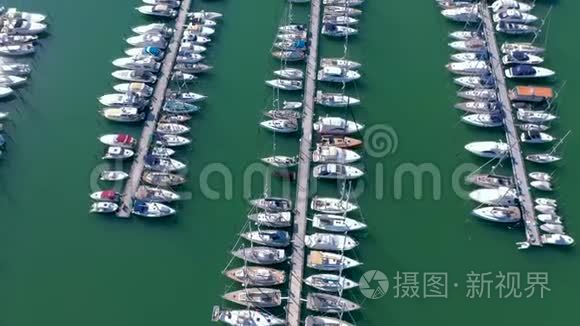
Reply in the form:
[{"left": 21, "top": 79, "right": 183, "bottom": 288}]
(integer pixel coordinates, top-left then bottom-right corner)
[
  {"left": 117, "top": 0, "right": 192, "bottom": 218},
  {"left": 479, "top": 3, "right": 542, "bottom": 247},
  {"left": 286, "top": 0, "right": 321, "bottom": 324}
]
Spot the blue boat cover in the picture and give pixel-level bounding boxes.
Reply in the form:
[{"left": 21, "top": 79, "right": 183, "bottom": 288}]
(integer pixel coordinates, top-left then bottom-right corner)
[
  {"left": 145, "top": 46, "right": 162, "bottom": 56},
  {"left": 512, "top": 64, "right": 535, "bottom": 76},
  {"left": 512, "top": 51, "right": 529, "bottom": 60}
]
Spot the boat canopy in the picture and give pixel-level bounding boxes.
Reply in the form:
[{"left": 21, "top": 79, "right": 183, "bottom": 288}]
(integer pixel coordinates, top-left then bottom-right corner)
[
  {"left": 144, "top": 46, "right": 162, "bottom": 56},
  {"left": 511, "top": 86, "right": 553, "bottom": 101},
  {"left": 511, "top": 51, "right": 529, "bottom": 60},
  {"left": 133, "top": 200, "right": 149, "bottom": 213},
  {"left": 101, "top": 190, "right": 118, "bottom": 200},
  {"left": 512, "top": 65, "right": 536, "bottom": 76}
]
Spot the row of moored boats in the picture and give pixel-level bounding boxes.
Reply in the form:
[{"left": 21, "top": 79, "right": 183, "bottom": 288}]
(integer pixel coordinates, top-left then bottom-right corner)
[
  {"left": 212, "top": 1, "right": 368, "bottom": 325},
  {"left": 437, "top": 0, "right": 573, "bottom": 247},
  {"left": 90, "top": 0, "right": 223, "bottom": 217},
  {"left": 0, "top": 6, "right": 48, "bottom": 159}
]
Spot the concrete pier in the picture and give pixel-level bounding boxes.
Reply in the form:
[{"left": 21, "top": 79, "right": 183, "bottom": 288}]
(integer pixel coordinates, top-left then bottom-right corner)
[
  {"left": 286, "top": 0, "right": 321, "bottom": 324},
  {"left": 117, "top": 0, "right": 192, "bottom": 218},
  {"left": 480, "top": 3, "right": 542, "bottom": 246}
]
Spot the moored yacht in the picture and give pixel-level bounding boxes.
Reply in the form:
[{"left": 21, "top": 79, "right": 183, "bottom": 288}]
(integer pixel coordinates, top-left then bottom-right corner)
[
  {"left": 232, "top": 247, "right": 287, "bottom": 265},
  {"left": 306, "top": 293, "right": 360, "bottom": 313},
  {"left": 472, "top": 206, "right": 521, "bottom": 223},
  {"left": 469, "top": 187, "right": 518, "bottom": 206},
  {"left": 312, "top": 214, "right": 367, "bottom": 232},
  {"left": 464, "top": 141, "right": 510, "bottom": 158},
  {"left": 223, "top": 288, "right": 282, "bottom": 308},
  {"left": 225, "top": 267, "right": 286, "bottom": 287},
  {"left": 313, "top": 117, "right": 364, "bottom": 135},
  {"left": 247, "top": 211, "right": 292, "bottom": 228},
  {"left": 311, "top": 197, "right": 358, "bottom": 214},
  {"left": 307, "top": 251, "right": 361, "bottom": 271},
  {"left": 99, "top": 133, "right": 138, "bottom": 148},
  {"left": 315, "top": 91, "right": 360, "bottom": 107},
  {"left": 241, "top": 230, "right": 290, "bottom": 248},
  {"left": 312, "top": 145, "right": 360, "bottom": 164},
  {"left": 211, "top": 307, "right": 285, "bottom": 326},
  {"left": 304, "top": 274, "right": 358, "bottom": 292},
  {"left": 312, "top": 163, "right": 364, "bottom": 180},
  {"left": 305, "top": 233, "right": 358, "bottom": 251}
]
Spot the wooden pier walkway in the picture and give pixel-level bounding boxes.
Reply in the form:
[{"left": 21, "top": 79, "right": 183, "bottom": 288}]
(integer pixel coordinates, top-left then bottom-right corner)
[
  {"left": 117, "top": 0, "right": 192, "bottom": 218},
  {"left": 480, "top": 4, "right": 542, "bottom": 247},
  {"left": 286, "top": 0, "right": 321, "bottom": 324}
]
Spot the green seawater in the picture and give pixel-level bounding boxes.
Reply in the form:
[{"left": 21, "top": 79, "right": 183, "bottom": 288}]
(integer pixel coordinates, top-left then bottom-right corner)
[{"left": 0, "top": 0, "right": 579, "bottom": 325}]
